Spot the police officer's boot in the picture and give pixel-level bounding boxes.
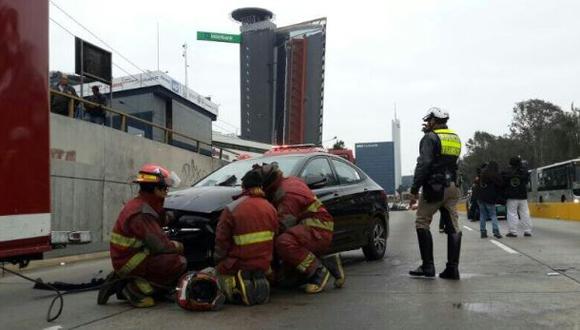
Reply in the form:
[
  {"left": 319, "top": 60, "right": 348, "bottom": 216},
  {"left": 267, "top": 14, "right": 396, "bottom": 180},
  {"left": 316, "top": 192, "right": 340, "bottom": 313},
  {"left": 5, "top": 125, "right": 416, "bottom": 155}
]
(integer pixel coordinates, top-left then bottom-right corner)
[
  {"left": 322, "top": 254, "right": 346, "bottom": 288},
  {"left": 97, "top": 271, "right": 126, "bottom": 305},
  {"left": 409, "top": 229, "right": 435, "bottom": 277},
  {"left": 439, "top": 232, "right": 462, "bottom": 280},
  {"left": 305, "top": 263, "right": 330, "bottom": 294}
]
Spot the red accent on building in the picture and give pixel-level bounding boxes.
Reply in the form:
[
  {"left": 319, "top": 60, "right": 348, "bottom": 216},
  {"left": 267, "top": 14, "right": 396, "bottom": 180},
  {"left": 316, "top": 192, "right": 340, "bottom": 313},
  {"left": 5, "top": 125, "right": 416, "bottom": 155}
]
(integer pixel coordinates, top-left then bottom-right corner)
[
  {"left": 286, "top": 38, "right": 307, "bottom": 145},
  {"left": 0, "top": 0, "right": 52, "bottom": 258}
]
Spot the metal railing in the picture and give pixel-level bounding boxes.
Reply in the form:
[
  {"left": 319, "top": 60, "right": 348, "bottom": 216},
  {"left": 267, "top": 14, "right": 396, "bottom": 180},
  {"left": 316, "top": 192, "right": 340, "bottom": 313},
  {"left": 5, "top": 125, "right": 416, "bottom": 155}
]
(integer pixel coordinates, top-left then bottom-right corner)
[{"left": 50, "top": 89, "right": 237, "bottom": 161}]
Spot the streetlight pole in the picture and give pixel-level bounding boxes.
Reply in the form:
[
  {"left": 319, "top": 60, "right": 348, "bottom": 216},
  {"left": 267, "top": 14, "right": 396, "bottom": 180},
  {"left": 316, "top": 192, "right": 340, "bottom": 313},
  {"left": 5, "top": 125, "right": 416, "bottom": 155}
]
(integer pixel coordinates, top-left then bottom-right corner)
[{"left": 182, "top": 43, "right": 189, "bottom": 90}]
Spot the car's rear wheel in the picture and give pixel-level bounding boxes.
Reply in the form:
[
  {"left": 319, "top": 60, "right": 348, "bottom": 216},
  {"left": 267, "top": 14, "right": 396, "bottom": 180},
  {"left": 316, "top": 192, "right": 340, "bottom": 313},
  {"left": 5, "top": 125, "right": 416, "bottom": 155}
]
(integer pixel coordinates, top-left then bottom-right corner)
[{"left": 362, "top": 217, "right": 387, "bottom": 260}]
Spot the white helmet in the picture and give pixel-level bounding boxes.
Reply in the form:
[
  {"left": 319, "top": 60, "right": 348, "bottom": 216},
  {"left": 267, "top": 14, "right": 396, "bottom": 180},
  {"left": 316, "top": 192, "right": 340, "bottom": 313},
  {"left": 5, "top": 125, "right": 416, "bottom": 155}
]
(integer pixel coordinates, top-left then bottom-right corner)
[{"left": 422, "top": 107, "right": 449, "bottom": 121}]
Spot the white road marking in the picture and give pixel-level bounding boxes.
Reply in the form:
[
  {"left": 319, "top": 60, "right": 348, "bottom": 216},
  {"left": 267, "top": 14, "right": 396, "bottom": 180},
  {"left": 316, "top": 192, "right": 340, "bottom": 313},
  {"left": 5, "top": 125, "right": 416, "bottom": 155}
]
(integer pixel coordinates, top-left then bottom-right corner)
[
  {"left": 43, "top": 326, "right": 63, "bottom": 330},
  {"left": 490, "top": 240, "right": 519, "bottom": 254},
  {"left": 462, "top": 226, "right": 474, "bottom": 231}
]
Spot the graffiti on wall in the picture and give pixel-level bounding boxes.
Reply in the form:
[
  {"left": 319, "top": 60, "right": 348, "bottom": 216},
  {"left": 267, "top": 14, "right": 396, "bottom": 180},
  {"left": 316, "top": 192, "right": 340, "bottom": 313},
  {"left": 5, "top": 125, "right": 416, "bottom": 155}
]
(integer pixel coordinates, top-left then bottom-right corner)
[
  {"left": 180, "top": 158, "right": 207, "bottom": 186},
  {"left": 51, "top": 148, "right": 76, "bottom": 162}
]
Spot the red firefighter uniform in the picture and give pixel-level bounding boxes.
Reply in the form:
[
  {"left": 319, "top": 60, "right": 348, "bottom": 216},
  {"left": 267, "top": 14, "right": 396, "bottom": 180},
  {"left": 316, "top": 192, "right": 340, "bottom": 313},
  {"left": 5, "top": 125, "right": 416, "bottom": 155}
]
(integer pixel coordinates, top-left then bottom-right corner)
[
  {"left": 215, "top": 189, "right": 279, "bottom": 275},
  {"left": 268, "top": 177, "right": 334, "bottom": 276},
  {"left": 110, "top": 193, "right": 186, "bottom": 289}
]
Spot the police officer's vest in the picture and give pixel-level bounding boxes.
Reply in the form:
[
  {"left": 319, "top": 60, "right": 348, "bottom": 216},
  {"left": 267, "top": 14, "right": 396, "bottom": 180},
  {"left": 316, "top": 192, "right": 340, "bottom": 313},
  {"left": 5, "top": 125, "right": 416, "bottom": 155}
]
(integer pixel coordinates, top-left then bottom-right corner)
[{"left": 432, "top": 128, "right": 462, "bottom": 180}]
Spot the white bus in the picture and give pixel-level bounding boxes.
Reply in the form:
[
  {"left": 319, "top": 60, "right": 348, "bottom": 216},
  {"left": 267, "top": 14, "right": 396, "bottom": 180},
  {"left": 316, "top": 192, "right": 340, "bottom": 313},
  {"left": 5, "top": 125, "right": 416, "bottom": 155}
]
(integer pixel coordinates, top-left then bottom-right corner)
[{"left": 528, "top": 158, "right": 580, "bottom": 203}]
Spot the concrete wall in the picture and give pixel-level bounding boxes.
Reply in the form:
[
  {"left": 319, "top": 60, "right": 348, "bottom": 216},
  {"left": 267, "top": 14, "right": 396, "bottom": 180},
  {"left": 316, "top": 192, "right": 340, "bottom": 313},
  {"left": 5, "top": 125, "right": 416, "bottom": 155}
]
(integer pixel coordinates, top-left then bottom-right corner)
[{"left": 49, "top": 114, "right": 224, "bottom": 254}]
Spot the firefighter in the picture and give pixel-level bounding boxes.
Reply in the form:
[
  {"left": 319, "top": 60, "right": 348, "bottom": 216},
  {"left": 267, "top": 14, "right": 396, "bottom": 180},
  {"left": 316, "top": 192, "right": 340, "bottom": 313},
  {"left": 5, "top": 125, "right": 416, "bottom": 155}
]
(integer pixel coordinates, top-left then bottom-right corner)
[
  {"left": 409, "top": 107, "right": 463, "bottom": 280},
  {"left": 98, "top": 164, "right": 187, "bottom": 307},
  {"left": 257, "top": 163, "right": 345, "bottom": 294},
  {"left": 214, "top": 169, "right": 279, "bottom": 305}
]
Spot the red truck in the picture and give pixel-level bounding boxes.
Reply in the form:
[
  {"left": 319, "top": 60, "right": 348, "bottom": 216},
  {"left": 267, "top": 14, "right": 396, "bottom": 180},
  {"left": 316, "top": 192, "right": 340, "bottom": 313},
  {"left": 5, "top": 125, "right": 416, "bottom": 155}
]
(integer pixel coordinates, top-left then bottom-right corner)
[{"left": 1, "top": 0, "right": 89, "bottom": 267}]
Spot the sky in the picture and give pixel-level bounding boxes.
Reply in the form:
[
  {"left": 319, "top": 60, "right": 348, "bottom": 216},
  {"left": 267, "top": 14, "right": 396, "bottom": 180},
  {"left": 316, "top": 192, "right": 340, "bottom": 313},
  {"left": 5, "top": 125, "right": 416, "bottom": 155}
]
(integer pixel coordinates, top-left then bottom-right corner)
[{"left": 49, "top": 0, "right": 580, "bottom": 175}]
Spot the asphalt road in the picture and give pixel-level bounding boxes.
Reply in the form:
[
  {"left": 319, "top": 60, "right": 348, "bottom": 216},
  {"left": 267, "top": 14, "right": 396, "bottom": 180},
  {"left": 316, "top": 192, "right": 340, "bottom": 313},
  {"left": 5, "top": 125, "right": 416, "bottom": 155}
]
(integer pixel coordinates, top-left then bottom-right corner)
[{"left": 2, "top": 212, "right": 580, "bottom": 330}]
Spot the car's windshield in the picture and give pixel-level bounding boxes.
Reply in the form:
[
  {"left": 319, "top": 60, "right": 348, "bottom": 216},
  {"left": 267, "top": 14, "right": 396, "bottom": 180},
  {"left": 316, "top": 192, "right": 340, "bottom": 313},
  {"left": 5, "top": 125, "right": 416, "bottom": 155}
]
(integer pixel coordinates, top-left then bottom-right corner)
[{"left": 194, "top": 155, "right": 303, "bottom": 187}]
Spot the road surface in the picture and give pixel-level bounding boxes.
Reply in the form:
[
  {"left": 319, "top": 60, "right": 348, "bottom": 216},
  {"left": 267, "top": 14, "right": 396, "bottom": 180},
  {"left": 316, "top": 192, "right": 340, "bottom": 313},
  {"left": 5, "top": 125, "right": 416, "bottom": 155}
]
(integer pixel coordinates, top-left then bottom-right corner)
[{"left": 1, "top": 212, "right": 580, "bottom": 330}]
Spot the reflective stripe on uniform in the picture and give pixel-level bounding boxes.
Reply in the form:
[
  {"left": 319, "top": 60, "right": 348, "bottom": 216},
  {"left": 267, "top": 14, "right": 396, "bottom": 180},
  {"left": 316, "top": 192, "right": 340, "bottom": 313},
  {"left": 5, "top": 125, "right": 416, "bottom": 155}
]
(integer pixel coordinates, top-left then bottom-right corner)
[
  {"left": 134, "top": 278, "right": 154, "bottom": 295},
  {"left": 118, "top": 249, "right": 149, "bottom": 276},
  {"left": 297, "top": 253, "right": 316, "bottom": 273},
  {"left": 434, "top": 129, "right": 462, "bottom": 157},
  {"left": 233, "top": 231, "right": 275, "bottom": 246},
  {"left": 306, "top": 199, "right": 323, "bottom": 213},
  {"left": 302, "top": 218, "right": 334, "bottom": 232},
  {"left": 110, "top": 232, "right": 143, "bottom": 249}
]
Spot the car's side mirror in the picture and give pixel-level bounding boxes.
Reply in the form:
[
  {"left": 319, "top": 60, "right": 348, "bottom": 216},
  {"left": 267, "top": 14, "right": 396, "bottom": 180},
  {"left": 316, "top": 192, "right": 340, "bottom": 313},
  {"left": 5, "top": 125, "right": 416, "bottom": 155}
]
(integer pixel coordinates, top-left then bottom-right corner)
[{"left": 305, "top": 175, "right": 327, "bottom": 189}]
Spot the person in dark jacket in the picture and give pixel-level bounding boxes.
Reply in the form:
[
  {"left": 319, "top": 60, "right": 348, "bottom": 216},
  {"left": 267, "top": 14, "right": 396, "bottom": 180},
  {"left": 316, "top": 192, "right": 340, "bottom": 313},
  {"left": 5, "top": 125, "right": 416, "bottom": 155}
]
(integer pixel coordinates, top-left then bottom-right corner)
[
  {"left": 477, "top": 161, "right": 503, "bottom": 239},
  {"left": 50, "top": 73, "right": 78, "bottom": 116},
  {"left": 409, "top": 107, "right": 463, "bottom": 280},
  {"left": 501, "top": 157, "right": 533, "bottom": 237},
  {"left": 84, "top": 85, "right": 107, "bottom": 124}
]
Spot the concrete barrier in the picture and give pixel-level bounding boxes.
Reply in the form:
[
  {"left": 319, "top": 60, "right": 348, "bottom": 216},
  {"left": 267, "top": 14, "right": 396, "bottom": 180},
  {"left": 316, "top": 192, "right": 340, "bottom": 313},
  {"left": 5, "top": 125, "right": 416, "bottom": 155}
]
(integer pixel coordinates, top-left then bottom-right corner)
[
  {"left": 455, "top": 196, "right": 580, "bottom": 222},
  {"left": 49, "top": 114, "right": 225, "bottom": 249},
  {"left": 528, "top": 202, "right": 580, "bottom": 222}
]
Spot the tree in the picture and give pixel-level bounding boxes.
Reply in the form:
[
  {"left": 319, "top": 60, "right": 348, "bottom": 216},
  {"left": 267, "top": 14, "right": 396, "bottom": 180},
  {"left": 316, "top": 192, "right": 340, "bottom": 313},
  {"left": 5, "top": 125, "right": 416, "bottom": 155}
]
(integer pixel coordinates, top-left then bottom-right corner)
[
  {"left": 510, "top": 99, "right": 563, "bottom": 166},
  {"left": 332, "top": 140, "right": 345, "bottom": 150}
]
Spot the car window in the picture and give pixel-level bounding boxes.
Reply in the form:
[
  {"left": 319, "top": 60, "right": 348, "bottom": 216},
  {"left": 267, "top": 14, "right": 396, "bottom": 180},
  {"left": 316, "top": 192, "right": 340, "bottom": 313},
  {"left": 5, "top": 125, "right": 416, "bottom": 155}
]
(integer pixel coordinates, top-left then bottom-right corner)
[
  {"left": 331, "top": 159, "right": 361, "bottom": 184},
  {"left": 194, "top": 155, "right": 302, "bottom": 187},
  {"left": 301, "top": 157, "right": 338, "bottom": 186}
]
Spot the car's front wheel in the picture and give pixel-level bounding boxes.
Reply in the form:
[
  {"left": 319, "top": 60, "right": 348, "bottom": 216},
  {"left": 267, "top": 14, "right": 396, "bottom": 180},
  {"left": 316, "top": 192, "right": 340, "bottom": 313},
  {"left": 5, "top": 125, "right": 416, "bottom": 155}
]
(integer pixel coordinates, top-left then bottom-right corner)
[{"left": 362, "top": 217, "right": 387, "bottom": 260}]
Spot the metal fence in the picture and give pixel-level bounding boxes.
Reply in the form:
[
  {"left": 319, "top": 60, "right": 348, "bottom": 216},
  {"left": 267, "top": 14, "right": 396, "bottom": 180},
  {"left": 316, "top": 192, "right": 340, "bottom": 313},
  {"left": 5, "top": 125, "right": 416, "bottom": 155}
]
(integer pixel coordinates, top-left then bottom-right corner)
[{"left": 50, "top": 89, "right": 237, "bottom": 161}]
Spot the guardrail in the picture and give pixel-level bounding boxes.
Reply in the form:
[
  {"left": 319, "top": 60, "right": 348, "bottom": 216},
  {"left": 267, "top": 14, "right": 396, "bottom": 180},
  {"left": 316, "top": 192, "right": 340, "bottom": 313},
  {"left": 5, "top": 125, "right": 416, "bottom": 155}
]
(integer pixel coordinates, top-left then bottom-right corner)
[{"left": 50, "top": 89, "right": 237, "bottom": 161}]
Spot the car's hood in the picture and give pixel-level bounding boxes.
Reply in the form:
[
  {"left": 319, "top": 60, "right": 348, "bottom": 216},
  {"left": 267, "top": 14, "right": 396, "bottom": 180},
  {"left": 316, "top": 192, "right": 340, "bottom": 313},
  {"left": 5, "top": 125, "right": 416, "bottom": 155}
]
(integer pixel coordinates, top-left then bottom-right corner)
[{"left": 164, "top": 186, "right": 242, "bottom": 213}]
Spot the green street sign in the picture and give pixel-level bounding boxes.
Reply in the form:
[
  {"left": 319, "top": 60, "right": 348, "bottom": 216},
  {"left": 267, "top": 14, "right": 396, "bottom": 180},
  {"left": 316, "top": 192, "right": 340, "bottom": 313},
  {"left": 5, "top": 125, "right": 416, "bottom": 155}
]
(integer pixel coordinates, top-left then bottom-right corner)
[{"left": 197, "top": 31, "right": 241, "bottom": 44}]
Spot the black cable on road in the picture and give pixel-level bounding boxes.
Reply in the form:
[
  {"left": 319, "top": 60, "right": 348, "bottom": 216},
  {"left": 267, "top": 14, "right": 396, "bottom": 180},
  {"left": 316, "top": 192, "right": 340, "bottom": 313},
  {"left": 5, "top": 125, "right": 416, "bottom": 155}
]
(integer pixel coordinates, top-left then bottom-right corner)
[{"left": 0, "top": 265, "right": 64, "bottom": 322}]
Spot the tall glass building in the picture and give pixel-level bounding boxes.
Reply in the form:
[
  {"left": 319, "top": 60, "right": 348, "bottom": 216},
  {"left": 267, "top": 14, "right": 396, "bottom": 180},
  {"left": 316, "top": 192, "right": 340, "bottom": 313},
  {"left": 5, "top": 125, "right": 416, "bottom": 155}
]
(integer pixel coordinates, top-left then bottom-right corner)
[
  {"left": 232, "top": 8, "right": 326, "bottom": 145},
  {"left": 355, "top": 142, "right": 396, "bottom": 194}
]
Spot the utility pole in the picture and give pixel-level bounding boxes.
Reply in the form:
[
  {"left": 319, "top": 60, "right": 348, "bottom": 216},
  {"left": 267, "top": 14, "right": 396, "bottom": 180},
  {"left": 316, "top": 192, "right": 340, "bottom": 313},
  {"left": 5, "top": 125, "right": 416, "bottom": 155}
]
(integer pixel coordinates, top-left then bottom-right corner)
[
  {"left": 182, "top": 43, "right": 189, "bottom": 89},
  {"left": 156, "top": 22, "right": 160, "bottom": 71}
]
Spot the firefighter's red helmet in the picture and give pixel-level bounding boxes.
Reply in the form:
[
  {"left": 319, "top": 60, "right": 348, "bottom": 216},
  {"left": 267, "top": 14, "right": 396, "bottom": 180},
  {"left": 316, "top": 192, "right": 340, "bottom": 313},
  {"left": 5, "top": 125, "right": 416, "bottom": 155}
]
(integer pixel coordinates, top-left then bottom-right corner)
[
  {"left": 133, "top": 163, "right": 181, "bottom": 187},
  {"left": 176, "top": 269, "right": 226, "bottom": 311}
]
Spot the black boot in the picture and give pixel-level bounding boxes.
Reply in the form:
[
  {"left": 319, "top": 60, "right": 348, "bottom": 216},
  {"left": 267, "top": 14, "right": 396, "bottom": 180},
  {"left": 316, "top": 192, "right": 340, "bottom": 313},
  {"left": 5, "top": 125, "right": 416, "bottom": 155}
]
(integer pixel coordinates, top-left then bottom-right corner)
[
  {"left": 409, "top": 229, "right": 435, "bottom": 277},
  {"left": 97, "top": 271, "right": 125, "bottom": 305},
  {"left": 439, "top": 232, "right": 462, "bottom": 280},
  {"left": 480, "top": 230, "right": 488, "bottom": 239}
]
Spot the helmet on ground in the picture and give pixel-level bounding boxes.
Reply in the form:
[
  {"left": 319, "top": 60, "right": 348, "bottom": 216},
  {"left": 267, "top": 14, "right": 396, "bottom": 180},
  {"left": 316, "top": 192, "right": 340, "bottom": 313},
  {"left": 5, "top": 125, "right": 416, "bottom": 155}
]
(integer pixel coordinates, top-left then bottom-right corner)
[
  {"left": 176, "top": 268, "right": 226, "bottom": 312},
  {"left": 422, "top": 107, "right": 449, "bottom": 121},
  {"left": 133, "top": 163, "right": 181, "bottom": 187}
]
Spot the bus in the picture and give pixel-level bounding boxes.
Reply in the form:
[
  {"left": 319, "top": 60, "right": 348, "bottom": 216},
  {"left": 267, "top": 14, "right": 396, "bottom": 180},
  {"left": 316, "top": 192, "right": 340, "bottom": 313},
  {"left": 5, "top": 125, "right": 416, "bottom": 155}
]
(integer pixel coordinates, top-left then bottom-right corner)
[{"left": 528, "top": 158, "right": 580, "bottom": 203}]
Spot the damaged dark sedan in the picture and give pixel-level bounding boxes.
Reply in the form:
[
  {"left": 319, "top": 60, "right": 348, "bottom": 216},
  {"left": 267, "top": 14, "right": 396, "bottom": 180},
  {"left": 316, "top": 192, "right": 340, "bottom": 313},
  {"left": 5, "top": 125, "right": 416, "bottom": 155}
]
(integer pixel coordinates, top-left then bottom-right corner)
[{"left": 164, "top": 148, "right": 389, "bottom": 269}]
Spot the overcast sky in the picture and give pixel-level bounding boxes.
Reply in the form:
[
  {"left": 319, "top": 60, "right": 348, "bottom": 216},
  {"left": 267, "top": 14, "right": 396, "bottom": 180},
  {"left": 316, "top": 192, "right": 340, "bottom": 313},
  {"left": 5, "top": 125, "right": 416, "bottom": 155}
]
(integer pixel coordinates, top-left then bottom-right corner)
[{"left": 49, "top": 0, "right": 580, "bottom": 175}]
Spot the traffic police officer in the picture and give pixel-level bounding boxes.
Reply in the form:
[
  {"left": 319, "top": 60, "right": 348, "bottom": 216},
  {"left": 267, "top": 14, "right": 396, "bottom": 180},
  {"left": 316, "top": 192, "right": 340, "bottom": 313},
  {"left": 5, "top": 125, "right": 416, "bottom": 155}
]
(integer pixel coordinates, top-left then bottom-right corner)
[{"left": 409, "top": 107, "right": 463, "bottom": 280}]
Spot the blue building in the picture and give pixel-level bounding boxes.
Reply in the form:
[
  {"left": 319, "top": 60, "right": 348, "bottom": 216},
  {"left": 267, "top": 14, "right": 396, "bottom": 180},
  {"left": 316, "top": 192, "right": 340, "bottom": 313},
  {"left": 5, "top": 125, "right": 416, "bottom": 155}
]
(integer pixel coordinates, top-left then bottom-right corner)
[{"left": 355, "top": 142, "right": 395, "bottom": 194}]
